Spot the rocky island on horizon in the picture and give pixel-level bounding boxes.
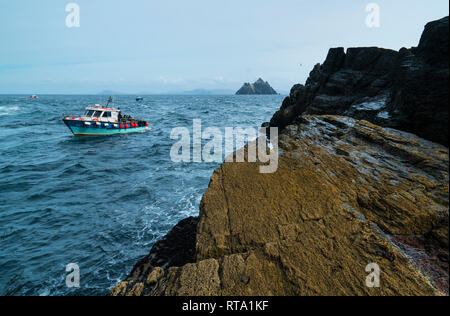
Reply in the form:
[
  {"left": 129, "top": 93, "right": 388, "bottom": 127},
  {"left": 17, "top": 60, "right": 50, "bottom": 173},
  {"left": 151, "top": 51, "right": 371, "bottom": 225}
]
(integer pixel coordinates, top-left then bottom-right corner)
[
  {"left": 111, "top": 16, "right": 449, "bottom": 297},
  {"left": 236, "top": 78, "right": 278, "bottom": 95}
]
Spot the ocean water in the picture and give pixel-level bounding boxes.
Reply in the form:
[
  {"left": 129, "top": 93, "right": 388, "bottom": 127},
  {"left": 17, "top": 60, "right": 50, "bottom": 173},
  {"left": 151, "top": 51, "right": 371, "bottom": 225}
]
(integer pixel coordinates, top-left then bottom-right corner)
[{"left": 0, "top": 94, "right": 284, "bottom": 296}]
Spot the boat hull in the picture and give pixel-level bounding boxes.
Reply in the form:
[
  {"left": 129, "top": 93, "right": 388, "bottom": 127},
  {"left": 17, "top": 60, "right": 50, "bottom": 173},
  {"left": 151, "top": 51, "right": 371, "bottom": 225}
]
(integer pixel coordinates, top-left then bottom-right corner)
[{"left": 63, "top": 119, "right": 148, "bottom": 136}]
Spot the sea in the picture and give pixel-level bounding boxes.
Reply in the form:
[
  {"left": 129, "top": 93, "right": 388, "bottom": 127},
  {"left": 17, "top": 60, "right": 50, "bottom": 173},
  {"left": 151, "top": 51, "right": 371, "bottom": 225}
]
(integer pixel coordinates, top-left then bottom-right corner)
[{"left": 0, "top": 94, "right": 284, "bottom": 296}]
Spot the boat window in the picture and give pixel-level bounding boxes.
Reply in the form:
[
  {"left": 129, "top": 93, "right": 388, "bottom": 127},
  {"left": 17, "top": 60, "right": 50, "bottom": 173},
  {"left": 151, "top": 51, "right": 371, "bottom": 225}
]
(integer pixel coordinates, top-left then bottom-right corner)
[
  {"left": 85, "top": 110, "right": 95, "bottom": 117},
  {"left": 102, "top": 111, "right": 111, "bottom": 118},
  {"left": 93, "top": 111, "right": 102, "bottom": 118}
]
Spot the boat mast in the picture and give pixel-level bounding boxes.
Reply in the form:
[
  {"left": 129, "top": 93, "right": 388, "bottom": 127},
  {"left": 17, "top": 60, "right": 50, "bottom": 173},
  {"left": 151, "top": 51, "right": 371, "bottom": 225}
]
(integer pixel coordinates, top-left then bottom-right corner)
[{"left": 106, "top": 96, "right": 113, "bottom": 107}]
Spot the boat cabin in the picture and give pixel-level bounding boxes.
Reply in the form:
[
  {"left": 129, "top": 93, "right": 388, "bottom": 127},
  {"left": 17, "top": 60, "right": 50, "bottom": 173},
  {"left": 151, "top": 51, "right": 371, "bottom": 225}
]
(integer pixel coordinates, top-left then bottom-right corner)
[{"left": 82, "top": 105, "right": 120, "bottom": 123}]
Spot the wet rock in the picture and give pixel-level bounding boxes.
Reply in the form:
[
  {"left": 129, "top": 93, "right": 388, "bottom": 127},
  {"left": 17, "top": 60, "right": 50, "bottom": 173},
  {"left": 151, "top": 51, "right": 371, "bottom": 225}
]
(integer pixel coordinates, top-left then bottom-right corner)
[
  {"left": 109, "top": 281, "right": 128, "bottom": 296},
  {"left": 336, "top": 148, "right": 350, "bottom": 157},
  {"left": 112, "top": 115, "right": 448, "bottom": 296},
  {"left": 391, "top": 235, "right": 449, "bottom": 295},
  {"left": 110, "top": 216, "right": 198, "bottom": 296},
  {"left": 146, "top": 267, "right": 164, "bottom": 285}
]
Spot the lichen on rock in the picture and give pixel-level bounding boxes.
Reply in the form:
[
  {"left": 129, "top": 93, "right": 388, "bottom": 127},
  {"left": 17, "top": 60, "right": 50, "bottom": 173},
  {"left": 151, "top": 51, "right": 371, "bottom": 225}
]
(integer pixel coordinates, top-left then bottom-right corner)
[{"left": 112, "top": 115, "right": 448, "bottom": 296}]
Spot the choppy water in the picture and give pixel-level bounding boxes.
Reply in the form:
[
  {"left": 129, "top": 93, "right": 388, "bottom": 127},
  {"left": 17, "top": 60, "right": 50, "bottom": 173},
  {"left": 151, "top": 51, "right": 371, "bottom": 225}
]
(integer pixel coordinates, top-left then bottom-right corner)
[{"left": 0, "top": 94, "right": 283, "bottom": 296}]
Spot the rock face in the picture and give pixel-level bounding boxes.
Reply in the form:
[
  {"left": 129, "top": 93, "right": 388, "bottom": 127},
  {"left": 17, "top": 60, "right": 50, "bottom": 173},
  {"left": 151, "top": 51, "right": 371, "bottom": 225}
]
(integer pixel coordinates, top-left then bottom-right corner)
[
  {"left": 270, "top": 16, "right": 449, "bottom": 147},
  {"left": 112, "top": 115, "right": 448, "bottom": 296},
  {"left": 110, "top": 217, "right": 198, "bottom": 296},
  {"left": 236, "top": 78, "right": 278, "bottom": 95}
]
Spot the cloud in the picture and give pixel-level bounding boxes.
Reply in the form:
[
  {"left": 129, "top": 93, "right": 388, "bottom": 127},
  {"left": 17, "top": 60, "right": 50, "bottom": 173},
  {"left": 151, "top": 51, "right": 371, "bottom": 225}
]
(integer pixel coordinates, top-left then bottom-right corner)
[
  {"left": 213, "top": 76, "right": 225, "bottom": 83},
  {"left": 156, "top": 76, "right": 184, "bottom": 85}
]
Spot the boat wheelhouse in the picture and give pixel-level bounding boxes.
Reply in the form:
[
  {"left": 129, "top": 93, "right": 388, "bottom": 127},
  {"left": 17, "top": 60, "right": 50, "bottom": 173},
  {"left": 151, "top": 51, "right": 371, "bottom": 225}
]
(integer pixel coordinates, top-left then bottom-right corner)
[{"left": 63, "top": 102, "right": 149, "bottom": 136}]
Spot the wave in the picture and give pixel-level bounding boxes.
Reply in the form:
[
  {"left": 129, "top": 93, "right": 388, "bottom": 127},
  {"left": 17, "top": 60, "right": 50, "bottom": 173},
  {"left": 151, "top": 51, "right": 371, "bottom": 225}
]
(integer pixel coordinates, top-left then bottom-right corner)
[
  {"left": 0, "top": 94, "right": 285, "bottom": 296},
  {"left": 0, "top": 106, "right": 20, "bottom": 116}
]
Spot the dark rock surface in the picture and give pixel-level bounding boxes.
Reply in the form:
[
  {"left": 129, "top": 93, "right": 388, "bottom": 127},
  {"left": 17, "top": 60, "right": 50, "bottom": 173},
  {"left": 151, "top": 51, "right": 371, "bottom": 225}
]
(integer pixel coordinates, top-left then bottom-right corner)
[
  {"left": 270, "top": 16, "right": 449, "bottom": 147},
  {"left": 110, "top": 216, "right": 198, "bottom": 296},
  {"left": 236, "top": 78, "right": 278, "bottom": 95}
]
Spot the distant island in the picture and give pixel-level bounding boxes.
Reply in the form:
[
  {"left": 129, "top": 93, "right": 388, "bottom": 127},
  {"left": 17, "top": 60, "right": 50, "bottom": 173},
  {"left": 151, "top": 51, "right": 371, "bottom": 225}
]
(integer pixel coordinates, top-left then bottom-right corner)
[{"left": 236, "top": 78, "right": 278, "bottom": 95}]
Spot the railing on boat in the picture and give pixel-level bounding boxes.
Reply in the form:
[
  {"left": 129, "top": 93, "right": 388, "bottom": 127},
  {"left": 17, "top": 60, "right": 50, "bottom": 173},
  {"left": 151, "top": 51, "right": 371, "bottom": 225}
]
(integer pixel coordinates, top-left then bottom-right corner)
[{"left": 62, "top": 113, "right": 79, "bottom": 119}]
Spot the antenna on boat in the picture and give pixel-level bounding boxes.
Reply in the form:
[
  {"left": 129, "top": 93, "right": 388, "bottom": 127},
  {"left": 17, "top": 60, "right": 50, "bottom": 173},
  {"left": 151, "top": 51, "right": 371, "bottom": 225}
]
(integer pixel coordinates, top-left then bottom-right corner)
[{"left": 106, "top": 96, "right": 113, "bottom": 107}]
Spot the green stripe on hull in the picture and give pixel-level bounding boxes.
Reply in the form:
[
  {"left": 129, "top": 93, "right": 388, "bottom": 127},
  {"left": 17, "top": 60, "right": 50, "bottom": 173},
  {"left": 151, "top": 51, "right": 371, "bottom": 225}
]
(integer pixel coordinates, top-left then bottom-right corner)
[{"left": 69, "top": 126, "right": 148, "bottom": 136}]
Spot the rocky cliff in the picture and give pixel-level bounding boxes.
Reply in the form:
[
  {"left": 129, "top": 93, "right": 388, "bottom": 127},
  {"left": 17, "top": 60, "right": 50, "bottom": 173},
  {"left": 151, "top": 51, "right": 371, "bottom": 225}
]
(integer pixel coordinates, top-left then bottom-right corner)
[
  {"left": 236, "top": 78, "right": 278, "bottom": 95},
  {"left": 270, "top": 16, "right": 449, "bottom": 147},
  {"left": 112, "top": 115, "right": 448, "bottom": 296},
  {"left": 111, "top": 17, "right": 449, "bottom": 296}
]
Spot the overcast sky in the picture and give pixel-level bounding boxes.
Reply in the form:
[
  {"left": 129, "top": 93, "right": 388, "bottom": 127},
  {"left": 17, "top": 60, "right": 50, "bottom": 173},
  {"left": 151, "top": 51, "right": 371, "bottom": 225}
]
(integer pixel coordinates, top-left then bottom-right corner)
[{"left": 0, "top": 0, "right": 448, "bottom": 94}]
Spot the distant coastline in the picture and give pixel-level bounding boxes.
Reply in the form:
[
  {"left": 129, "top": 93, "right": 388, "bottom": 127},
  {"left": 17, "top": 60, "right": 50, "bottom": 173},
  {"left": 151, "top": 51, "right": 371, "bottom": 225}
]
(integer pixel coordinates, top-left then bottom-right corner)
[{"left": 0, "top": 91, "right": 289, "bottom": 96}]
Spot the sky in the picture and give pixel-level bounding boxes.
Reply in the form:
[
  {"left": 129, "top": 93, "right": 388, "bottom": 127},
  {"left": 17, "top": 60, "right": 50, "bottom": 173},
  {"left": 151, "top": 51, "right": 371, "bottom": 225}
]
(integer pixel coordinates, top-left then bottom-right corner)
[{"left": 0, "top": 0, "right": 448, "bottom": 94}]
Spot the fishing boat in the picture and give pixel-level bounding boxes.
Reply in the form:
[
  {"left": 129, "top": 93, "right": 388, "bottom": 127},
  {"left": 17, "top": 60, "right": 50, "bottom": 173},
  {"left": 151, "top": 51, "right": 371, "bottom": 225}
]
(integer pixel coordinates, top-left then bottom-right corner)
[
  {"left": 136, "top": 97, "right": 144, "bottom": 101},
  {"left": 29, "top": 95, "right": 38, "bottom": 99},
  {"left": 62, "top": 97, "right": 149, "bottom": 136}
]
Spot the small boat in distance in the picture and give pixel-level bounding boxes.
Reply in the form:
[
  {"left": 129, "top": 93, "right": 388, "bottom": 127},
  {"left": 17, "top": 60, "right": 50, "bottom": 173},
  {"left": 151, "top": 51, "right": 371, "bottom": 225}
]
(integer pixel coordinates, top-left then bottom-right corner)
[
  {"left": 62, "top": 97, "right": 149, "bottom": 136},
  {"left": 29, "top": 95, "right": 38, "bottom": 99},
  {"left": 136, "top": 97, "right": 144, "bottom": 101}
]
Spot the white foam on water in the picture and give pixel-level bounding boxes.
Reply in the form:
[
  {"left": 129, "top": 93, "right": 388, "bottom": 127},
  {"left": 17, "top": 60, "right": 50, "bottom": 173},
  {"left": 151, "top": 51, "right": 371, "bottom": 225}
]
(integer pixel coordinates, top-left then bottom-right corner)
[{"left": 0, "top": 106, "right": 20, "bottom": 116}]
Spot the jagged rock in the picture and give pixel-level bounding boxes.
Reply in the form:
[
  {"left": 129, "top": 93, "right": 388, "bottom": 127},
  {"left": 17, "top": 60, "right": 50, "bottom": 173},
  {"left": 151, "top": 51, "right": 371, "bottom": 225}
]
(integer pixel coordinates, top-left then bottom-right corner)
[
  {"left": 146, "top": 267, "right": 164, "bottom": 285},
  {"left": 387, "top": 16, "right": 449, "bottom": 148},
  {"left": 112, "top": 115, "right": 448, "bottom": 296},
  {"left": 236, "top": 78, "right": 278, "bottom": 95},
  {"left": 110, "top": 217, "right": 198, "bottom": 296},
  {"left": 270, "top": 16, "right": 449, "bottom": 147},
  {"left": 416, "top": 16, "right": 449, "bottom": 67}
]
